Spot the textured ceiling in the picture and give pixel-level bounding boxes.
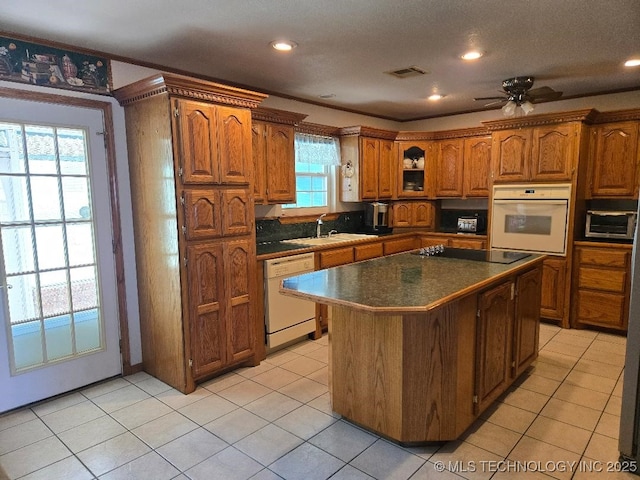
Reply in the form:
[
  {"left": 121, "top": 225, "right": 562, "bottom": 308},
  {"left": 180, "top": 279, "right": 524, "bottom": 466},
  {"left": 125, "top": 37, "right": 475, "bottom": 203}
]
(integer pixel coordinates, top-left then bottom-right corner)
[{"left": 1, "top": 0, "right": 639, "bottom": 121}]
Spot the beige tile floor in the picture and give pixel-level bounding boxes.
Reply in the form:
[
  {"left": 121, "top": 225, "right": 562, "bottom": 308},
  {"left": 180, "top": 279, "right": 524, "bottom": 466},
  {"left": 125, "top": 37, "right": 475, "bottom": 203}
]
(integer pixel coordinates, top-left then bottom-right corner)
[{"left": 0, "top": 323, "right": 636, "bottom": 480}]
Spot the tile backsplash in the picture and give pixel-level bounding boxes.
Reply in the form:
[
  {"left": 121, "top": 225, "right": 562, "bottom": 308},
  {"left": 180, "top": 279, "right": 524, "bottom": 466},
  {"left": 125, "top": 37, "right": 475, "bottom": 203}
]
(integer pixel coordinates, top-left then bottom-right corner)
[{"left": 256, "top": 211, "right": 364, "bottom": 242}]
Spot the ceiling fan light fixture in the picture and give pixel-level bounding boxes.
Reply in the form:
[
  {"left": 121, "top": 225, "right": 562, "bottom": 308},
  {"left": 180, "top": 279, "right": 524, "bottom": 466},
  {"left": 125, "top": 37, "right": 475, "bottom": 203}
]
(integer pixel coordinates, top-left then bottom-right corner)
[
  {"left": 461, "top": 50, "right": 483, "bottom": 61},
  {"left": 502, "top": 100, "right": 517, "bottom": 117},
  {"left": 520, "top": 100, "right": 535, "bottom": 115},
  {"left": 271, "top": 40, "right": 297, "bottom": 52},
  {"left": 625, "top": 58, "right": 640, "bottom": 67}
]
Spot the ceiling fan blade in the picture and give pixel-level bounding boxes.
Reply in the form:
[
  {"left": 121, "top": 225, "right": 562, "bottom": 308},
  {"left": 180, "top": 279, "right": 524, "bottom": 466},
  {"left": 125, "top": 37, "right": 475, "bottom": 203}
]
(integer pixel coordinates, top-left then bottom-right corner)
[
  {"left": 474, "top": 96, "right": 506, "bottom": 101},
  {"left": 527, "top": 86, "right": 563, "bottom": 101},
  {"left": 483, "top": 99, "right": 508, "bottom": 107}
]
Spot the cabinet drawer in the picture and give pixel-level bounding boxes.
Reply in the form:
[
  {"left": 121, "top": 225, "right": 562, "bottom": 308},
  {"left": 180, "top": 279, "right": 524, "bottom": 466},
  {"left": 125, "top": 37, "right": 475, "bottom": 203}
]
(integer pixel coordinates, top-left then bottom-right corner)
[
  {"left": 449, "top": 238, "right": 485, "bottom": 250},
  {"left": 578, "top": 267, "right": 627, "bottom": 293},
  {"left": 383, "top": 237, "right": 418, "bottom": 255},
  {"left": 354, "top": 242, "right": 383, "bottom": 261},
  {"left": 578, "top": 248, "right": 629, "bottom": 268},
  {"left": 421, "top": 237, "right": 450, "bottom": 247},
  {"left": 576, "top": 290, "right": 626, "bottom": 328},
  {"left": 318, "top": 247, "right": 355, "bottom": 269}
]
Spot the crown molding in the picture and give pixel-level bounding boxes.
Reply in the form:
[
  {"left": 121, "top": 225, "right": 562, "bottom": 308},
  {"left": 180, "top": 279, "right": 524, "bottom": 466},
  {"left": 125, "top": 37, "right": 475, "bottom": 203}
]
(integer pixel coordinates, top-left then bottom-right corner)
[
  {"left": 482, "top": 109, "right": 598, "bottom": 131},
  {"left": 113, "top": 73, "right": 267, "bottom": 107},
  {"left": 591, "top": 108, "right": 640, "bottom": 124},
  {"left": 251, "top": 106, "right": 307, "bottom": 125},
  {"left": 295, "top": 122, "right": 341, "bottom": 137},
  {"left": 338, "top": 126, "right": 398, "bottom": 140}
]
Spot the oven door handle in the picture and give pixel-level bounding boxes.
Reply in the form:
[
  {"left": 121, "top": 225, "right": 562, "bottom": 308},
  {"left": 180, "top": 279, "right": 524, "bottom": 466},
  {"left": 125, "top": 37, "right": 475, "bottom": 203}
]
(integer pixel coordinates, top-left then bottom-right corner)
[{"left": 493, "top": 199, "right": 568, "bottom": 205}]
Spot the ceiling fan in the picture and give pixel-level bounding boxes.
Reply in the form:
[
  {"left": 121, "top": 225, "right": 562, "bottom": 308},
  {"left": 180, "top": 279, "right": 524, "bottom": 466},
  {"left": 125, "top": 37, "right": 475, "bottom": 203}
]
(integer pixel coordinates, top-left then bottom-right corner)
[{"left": 474, "top": 76, "right": 563, "bottom": 115}]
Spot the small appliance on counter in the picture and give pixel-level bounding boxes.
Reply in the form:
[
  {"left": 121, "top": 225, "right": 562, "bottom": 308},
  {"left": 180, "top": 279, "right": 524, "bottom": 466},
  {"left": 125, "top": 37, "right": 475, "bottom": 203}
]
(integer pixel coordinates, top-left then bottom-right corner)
[
  {"left": 363, "top": 201, "right": 392, "bottom": 234},
  {"left": 457, "top": 214, "right": 486, "bottom": 234},
  {"left": 585, "top": 210, "right": 637, "bottom": 240}
]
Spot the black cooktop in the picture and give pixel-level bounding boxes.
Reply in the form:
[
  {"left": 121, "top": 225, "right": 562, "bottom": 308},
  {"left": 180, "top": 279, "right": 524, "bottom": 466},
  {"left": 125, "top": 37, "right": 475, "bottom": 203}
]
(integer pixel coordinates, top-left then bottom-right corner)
[{"left": 412, "top": 247, "right": 530, "bottom": 264}]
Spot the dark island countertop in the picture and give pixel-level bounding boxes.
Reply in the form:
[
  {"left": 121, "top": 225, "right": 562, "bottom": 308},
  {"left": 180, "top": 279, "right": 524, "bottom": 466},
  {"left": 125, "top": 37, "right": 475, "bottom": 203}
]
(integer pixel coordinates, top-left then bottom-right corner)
[{"left": 281, "top": 250, "right": 545, "bottom": 314}]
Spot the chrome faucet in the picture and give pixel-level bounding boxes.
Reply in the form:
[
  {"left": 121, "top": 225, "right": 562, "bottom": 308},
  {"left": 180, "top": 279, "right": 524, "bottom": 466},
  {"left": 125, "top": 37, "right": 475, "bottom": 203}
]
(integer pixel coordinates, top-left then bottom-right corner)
[
  {"left": 316, "top": 213, "right": 327, "bottom": 238},
  {"left": 328, "top": 229, "right": 338, "bottom": 237}
]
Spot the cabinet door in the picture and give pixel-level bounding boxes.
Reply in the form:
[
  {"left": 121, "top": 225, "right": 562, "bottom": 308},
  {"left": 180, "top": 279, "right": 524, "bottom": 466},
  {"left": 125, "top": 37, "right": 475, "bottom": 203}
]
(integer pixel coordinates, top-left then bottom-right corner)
[
  {"left": 265, "top": 123, "right": 296, "bottom": 203},
  {"left": 391, "top": 202, "right": 412, "bottom": 227},
  {"left": 251, "top": 122, "right": 267, "bottom": 203},
  {"left": 463, "top": 136, "right": 491, "bottom": 197},
  {"left": 540, "top": 257, "right": 566, "bottom": 321},
  {"left": 475, "top": 281, "right": 513, "bottom": 413},
  {"left": 216, "top": 106, "right": 252, "bottom": 185},
  {"left": 186, "top": 243, "right": 226, "bottom": 379},
  {"left": 221, "top": 189, "right": 253, "bottom": 236},
  {"left": 491, "top": 129, "right": 531, "bottom": 182},
  {"left": 513, "top": 267, "right": 541, "bottom": 377},
  {"left": 224, "top": 240, "right": 256, "bottom": 363},
  {"left": 182, "top": 189, "right": 222, "bottom": 239},
  {"left": 421, "top": 236, "right": 450, "bottom": 248},
  {"left": 530, "top": 124, "right": 576, "bottom": 181},
  {"left": 435, "top": 139, "right": 464, "bottom": 197},
  {"left": 361, "top": 137, "right": 379, "bottom": 200},
  {"left": 591, "top": 122, "right": 639, "bottom": 197},
  {"left": 378, "top": 139, "right": 395, "bottom": 199},
  {"left": 175, "top": 99, "right": 219, "bottom": 184},
  {"left": 412, "top": 202, "right": 435, "bottom": 228}
]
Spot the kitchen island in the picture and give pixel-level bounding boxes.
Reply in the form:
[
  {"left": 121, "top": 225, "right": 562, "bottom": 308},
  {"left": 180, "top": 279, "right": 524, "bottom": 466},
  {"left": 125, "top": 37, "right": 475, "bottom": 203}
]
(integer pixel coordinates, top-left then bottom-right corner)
[{"left": 281, "top": 249, "right": 545, "bottom": 444}]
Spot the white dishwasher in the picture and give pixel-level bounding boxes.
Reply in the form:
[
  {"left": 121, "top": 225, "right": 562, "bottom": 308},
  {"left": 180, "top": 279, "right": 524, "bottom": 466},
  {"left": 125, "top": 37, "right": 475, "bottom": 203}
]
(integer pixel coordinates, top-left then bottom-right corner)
[{"left": 264, "top": 252, "right": 316, "bottom": 350}]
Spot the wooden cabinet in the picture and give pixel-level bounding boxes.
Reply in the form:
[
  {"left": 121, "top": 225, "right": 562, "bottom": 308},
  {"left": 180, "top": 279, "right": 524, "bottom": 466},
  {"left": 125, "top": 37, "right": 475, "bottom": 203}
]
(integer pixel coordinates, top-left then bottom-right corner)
[
  {"left": 572, "top": 244, "right": 631, "bottom": 332},
  {"left": 475, "top": 264, "right": 541, "bottom": 413},
  {"left": 475, "top": 281, "right": 514, "bottom": 413},
  {"left": 435, "top": 136, "right": 491, "bottom": 198},
  {"left": 317, "top": 246, "right": 355, "bottom": 269},
  {"left": 491, "top": 123, "right": 578, "bottom": 183},
  {"left": 251, "top": 108, "right": 307, "bottom": 204},
  {"left": 420, "top": 234, "right": 486, "bottom": 250},
  {"left": 589, "top": 121, "right": 639, "bottom": 198},
  {"left": 513, "top": 267, "right": 542, "bottom": 377},
  {"left": 383, "top": 236, "right": 419, "bottom": 255},
  {"left": 354, "top": 242, "right": 384, "bottom": 261},
  {"left": 340, "top": 127, "right": 397, "bottom": 202},
  {"left": 397, "top": 141, "right": 433, "bottom": 198},
  {"left": 391, "top": 201, "right": 435, "bottom": 228},
  {"left": 177, "top": 100, "right": 252, "bottom": 185},
  {"left": 463, "top": 136, "right": 491, "bottom": 197},
  {"left": 435, "top": 139, "right": 464, "bottom": 197},
  {"left": 540, "top": 257, "right": 567, "bottom": 323},
  {"left": 114, "top": 73, "right": 266, "bottom": 393}
]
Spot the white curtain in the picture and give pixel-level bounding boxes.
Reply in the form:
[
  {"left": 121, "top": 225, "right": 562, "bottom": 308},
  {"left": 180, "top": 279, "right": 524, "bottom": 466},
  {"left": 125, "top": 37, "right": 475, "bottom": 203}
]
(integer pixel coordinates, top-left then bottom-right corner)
[{"left": 294, "top": 132, "right": 341, "bottom": 165}]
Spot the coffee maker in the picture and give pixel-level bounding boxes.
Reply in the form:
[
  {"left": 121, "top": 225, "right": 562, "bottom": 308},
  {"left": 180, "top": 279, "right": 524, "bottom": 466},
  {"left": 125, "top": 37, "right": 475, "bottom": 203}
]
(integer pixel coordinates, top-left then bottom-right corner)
[{"left": 364, "top": 202, "right": 392, "bottom": 234}]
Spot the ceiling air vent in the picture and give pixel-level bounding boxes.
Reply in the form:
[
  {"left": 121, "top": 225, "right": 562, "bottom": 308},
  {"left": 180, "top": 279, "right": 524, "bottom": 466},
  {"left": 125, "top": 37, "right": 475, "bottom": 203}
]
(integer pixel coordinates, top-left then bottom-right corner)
[{"left": 385, "top": 66, "right": 429, "bottom": 79}]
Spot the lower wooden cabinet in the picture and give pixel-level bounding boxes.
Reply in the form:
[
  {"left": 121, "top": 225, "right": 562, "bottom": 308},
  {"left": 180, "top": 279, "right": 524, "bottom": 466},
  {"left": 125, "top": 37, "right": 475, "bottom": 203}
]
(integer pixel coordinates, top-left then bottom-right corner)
[
  {"left": 354, "top": 241, "right": 384, "bottom": 261},
  {"left": 540, "top": 256, "right": 567, "bottom": 323},
  {"left": 572, "top": 244, "right": 631, "bottom": 332},
  {"left": 420, "top": 234, "right": 486, "bottom": 250},
  {"left": 317, "top": 246, "right": 355, "bottom": 269},
  {"left": 383, "top": 236, "right": 419, "bottom": 255},
  {"left": 475, "top": 264, "right": 542, "bottom": 414}
]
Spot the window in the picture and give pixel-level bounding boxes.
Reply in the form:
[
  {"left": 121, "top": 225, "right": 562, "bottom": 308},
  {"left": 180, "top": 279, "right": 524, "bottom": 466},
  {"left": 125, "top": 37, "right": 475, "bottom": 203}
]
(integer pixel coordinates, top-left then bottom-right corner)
[{"left": 282, "top": 133, "right": 340, "bottom": 214}]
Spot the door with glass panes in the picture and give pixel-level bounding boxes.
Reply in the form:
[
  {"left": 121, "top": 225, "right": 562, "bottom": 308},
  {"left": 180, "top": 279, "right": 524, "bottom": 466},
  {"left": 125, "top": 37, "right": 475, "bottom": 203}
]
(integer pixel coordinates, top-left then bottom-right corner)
[{"left": 0, "top": 96, "right": 120, "bottom": 412}]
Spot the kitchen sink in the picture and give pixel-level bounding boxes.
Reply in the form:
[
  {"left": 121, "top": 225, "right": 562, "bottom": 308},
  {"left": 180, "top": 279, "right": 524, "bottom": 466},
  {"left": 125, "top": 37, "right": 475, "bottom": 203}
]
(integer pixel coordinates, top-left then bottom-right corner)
[{"left": 281, "top": 233, "right": 376, "bottom": 246}]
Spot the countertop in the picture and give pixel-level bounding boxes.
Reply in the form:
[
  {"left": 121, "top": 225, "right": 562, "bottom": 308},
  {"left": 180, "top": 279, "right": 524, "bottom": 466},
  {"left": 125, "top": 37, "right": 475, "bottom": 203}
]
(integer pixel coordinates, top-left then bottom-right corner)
[{"left": 281, "top": 250, "right": 544, "bottom": 314}]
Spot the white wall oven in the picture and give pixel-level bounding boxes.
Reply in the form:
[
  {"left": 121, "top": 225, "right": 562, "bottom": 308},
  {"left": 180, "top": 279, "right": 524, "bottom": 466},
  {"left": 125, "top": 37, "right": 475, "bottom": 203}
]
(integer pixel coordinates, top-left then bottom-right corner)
[{"left": 490, "top": 184, "right": 572, "bottom": 256}]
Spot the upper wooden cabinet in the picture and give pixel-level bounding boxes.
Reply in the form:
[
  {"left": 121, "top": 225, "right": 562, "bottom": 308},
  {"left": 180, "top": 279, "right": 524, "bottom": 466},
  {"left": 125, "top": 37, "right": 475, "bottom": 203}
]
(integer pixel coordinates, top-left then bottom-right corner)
[
  {"left": 588, "top": 121, "right": 640, "bottom": 198},
  {"left": 391, "top": 201, "right": 435, "bottom": 228},
  {"left": 491, "top": 123, "right": 579, "bottom": 183},
  {"left": 251, "top": 108, "right": 308, "bottom": 204},
  {"left": 434, "top": 136, "right": 491, "bottom": 198},
  {"left": 397, "top": 141, "right": 434, "bottom": 198},
  {"left": 175, "top": 100, "right": 252, "bottom": 185},
  {"left": 340, "top": 127, "right": 397, "bottom": 202}
]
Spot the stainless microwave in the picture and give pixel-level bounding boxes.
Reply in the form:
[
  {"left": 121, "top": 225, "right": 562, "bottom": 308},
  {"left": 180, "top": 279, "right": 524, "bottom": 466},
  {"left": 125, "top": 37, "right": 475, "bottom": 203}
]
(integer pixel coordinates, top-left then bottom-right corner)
[{"left": 585, "top": 210, "right": 637, "bottom": 240}]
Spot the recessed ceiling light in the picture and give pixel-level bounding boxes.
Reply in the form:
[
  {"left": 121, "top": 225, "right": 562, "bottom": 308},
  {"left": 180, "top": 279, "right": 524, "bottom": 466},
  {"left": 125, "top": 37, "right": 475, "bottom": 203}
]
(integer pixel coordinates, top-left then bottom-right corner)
[
  {"left": 428, "top": 94, "right": 445, "bottom": 101},
  {"left": 624, "top": 58, "right": 640, "bottom": 67},
  {"left": 461, "top": 51, "right": 483, "bottom": 61},
  {"left": 271, "top": 40, "right": 297, "bottom": 52}
]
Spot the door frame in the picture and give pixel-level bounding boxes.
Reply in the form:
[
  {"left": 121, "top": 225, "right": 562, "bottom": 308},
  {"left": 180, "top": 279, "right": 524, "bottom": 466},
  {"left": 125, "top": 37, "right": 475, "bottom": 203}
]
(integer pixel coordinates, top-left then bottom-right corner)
[{"left": 0, "top": 86, "right": 132, "bottom": 374}]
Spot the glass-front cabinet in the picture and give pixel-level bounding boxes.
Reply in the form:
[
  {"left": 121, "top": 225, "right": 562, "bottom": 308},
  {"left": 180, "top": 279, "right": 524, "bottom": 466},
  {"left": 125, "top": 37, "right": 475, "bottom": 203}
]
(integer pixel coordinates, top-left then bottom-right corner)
[{"left": 397, "top": 142, "right": 432, "bottom": 198}]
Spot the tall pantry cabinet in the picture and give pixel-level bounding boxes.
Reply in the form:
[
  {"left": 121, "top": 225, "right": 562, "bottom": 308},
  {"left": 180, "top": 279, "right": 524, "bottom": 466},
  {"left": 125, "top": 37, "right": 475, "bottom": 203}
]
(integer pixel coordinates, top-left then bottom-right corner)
[{"left": 114, "top": 74, "right": 267, "bottom": 393}]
